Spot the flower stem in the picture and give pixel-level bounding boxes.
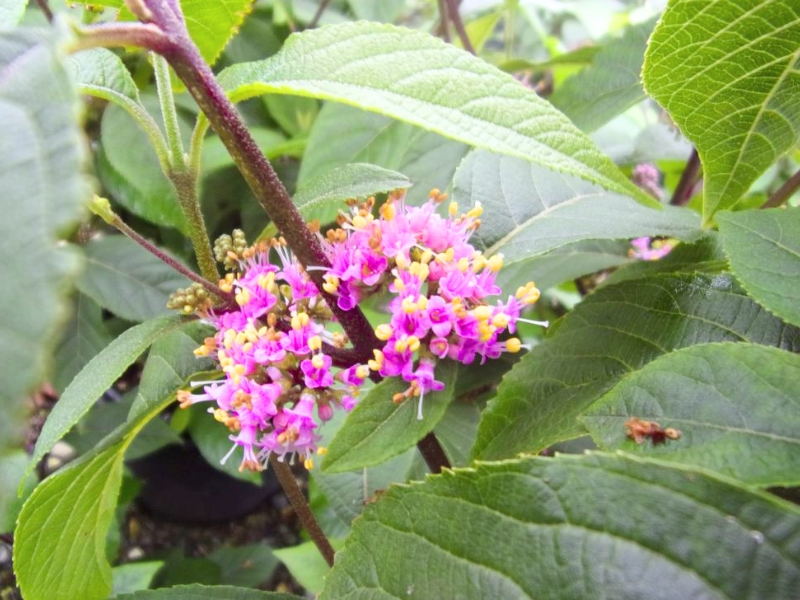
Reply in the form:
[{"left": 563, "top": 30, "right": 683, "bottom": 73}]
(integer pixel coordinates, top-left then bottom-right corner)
[
  {"left": 762, "top": 167, "right": 800, "bottom": 209},
  {"left": 96, "top": 199, "right": 232, "bottom": 303},
  {"left": 269, "top": 456, "right": 335, "bottom": 568},
  {"left": 669, "top": 148, "right": 701, "bottom": 206}
]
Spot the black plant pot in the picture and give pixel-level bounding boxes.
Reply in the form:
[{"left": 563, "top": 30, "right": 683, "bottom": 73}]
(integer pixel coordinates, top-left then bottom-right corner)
[{"left": 127, "top": 441, "right": 281, "bottom": 523}]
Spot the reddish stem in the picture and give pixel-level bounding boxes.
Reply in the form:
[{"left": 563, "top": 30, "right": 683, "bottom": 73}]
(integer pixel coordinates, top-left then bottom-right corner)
[{"left": 762, "top": 167, "right": 800, "bottom": 209}]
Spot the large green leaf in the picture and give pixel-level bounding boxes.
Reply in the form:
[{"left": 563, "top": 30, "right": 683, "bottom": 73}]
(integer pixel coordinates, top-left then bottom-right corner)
[
  {"left": 299, "top": 102, "right": 468, "bottom": 206},
  {"left": 550, "top": 17, "right": 657, "bottom": 132},
  {"left": 97, "top": 101, "right": 187, "bottom": 232},
  {"left": 0, "top": 28, "right": 87, "bottom": 462},
  {"left": 312, "top": 399, "right": 475, "bottom": 528},
  {"left": 220, "top": 22, "right": 653, "bottom": 205},
  {"left": 493, "top": 240, "right": 630, "bottom": 293},
  {"left": 53, "top": 294, "right": 112, "bottom": 394},
  {"left": 451, "top": 149, "right": 701, "bottom": 264},
  {"left": 582, "top": 343, "right": 800, "bottom": 486},
  {"left": 323, "top": 361, "right": 457, "bottom": 473},
  {"left": 15, "top": 440, "right": 127, "bottom": 600},
  {"left": 0, "top": 0, "right": 27, "bottom": 26},
  {"left": 114, "top": 584, "right": 303, "bottom": 599},
  {"left": 322, "top": 452, "right": 800, "bottom": 599},
  {"left": 28, "top": 315, "right": 188, "bottom": 478},
  {"left": 472, "top": 273, "right": 800, "bottom": 460},
  {"left": 717, "top": 208, "right": 800, "bottom": 328},
  {"left": 292, "top": 162, "right": 411, "bottom": 226},
  {"left": 643, "top": 0, "right": 800, "bottom": 223},
  {"left": 77, "top": 236, "right": 191, "bottom": 322},
  {"left": 16, "top": 326, "right": 218, "bottom": 600}
]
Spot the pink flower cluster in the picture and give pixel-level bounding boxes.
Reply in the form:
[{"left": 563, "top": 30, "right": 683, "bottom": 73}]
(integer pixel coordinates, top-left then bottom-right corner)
[
  {"left": 630, "top": 237, "right": 674, "bottom": 261},
  {"left": 178, "top": 190, "right": 542, "bottom": 472}
]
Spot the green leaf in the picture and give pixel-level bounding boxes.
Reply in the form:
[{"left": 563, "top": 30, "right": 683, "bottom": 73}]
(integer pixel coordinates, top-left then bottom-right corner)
[
  {"left": 15, "top": 440, "right": 127, "bottom": 600},
  {"left": 0, "top": 450, "right": 35, "bottom": 532},
  {"left": 582, "top": 343, "right": 800, "bottom": 487},
  {"left": 179, "top": 0, "right": 255, "bottom": 66},
  {"left": 263, "top": 94, "right": 319, "bottom": 136},
  {"left": 67, "top": 48, "right": 139, "bottom": 102},
  {"left": 78, "top": 235, "right": 191, "bottom": 321},
  {"left": 114, "top": 584, "right": 303, "bottom": 600},
  {"left": 64, "top": 390, "right": 181, "bottom": 461},
  {"left": 322, "top": 453, "right": 800, "bottom": 599},
  {"left": 0, "top": 28, "right": 88, "bottom": 460},
  {"left": 208, "top": 544, "right": 279, "bottom": 588},
  {"left": 53, "top": 294, "right": 112, "bottom": 394},
  {"left": 310, "top": 408, "right": 417, "bottom": 527},
  {"left": 111, "top": 561, "right": 164, "bottom": 596},
  {"left": 451, "top": 149, "right": 702, "bottom": 264},
  {"left": 496, "top": 240, "right": 630, "bottom": 292},
  {"left": 77, "top": 236, "right": 191, "bottom": 322},
  {"left": 129, "top": 322, "right": 215, "bottom": 421},
  {"left": 472, "top": 273, "right": 800, "bottom": 460},
  {"left": 28, "top": 315, "right": 189, "bottom": 479},
  {"left": 274, "top": 540, "right": 345, "bottom": 596},
  {"left": 16, "top": 329, "right": 223, "bottom": 600},
  {"left": 550, "top": 17, "right": 657, "bottom": 132},
  {"left": 600, "top": 232, "right": 727, "bottom": 288},
  {"left": 97, "top": 102, "right": 187, "bottom": 232},
  {"left": 299, "top": 102, "right": 468, "bottom": 206},
  {"left": 643, "top": 0, "right": 800, "bottom": 223},
  {"left": 323, "top": 361, "right": 457, "bottom": 473},
  {"left": 0, "top": 0, "right": 28, "bottom": 26},
  {"left": 292, "top": 162, "right": 411, "bottom": 226},
  {"left": 717, "top": 208, "right": 800, "bottom": 328},
  {"left": 220, "top": 22, "right": 653, "bottom": 205}
]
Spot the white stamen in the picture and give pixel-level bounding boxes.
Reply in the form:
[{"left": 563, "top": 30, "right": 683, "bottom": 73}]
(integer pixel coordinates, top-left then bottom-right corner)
[
  {"left": 190, "top": 379, "right": 222, "bottom": 387},
  {"left": 417, "top": 389, "right": 424, "bottom": 420},
  {"left": 517, "top": 318, "right": 549, "bottom": 328},
  {"left": 220, "top": 442, "right": 239, "bottom": 465}
]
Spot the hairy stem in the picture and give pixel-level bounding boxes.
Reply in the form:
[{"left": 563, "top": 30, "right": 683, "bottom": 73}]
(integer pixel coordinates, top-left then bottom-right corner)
[
  {"left": 69, "top": 21, "right": 172, "bottom": 54},
  {"left": 437, "top": 0, "right": 452, "bottom": 42},
  {"left": 670, "top": 148, "right": 701, "bottom": 206},
  {"left": 107, "top": 206, "right": 232, "bottom": 303},
  {"left": 270, "top": 456, "right": 336, "bottom": 568},
  {"left": 169, "top": 169, "right": 220, "bottom": 282},
  {"left": 417, "top": 432, "right": 451, "bottom": 474},
  {"left": 762, "top": 167, "right": 800, "bottom": 209},
  {"left": 153, "top": 53, "right": 186, "bottom": 166},
  {"left": 445, "top": 0, "right": 475, "bottom": 55},
  {"left": 308, "top": 0, "right": 331, "bottom": 29}
]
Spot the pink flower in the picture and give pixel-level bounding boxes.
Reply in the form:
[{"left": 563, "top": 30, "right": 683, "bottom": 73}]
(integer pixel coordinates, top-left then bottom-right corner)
[{"left": 301, "top": 354, "right": 334, "bottom": 388}]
